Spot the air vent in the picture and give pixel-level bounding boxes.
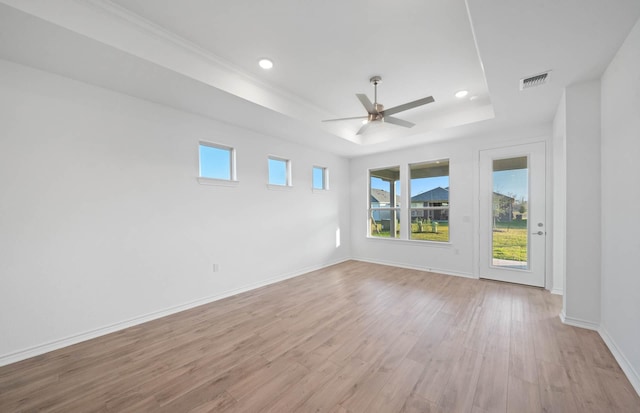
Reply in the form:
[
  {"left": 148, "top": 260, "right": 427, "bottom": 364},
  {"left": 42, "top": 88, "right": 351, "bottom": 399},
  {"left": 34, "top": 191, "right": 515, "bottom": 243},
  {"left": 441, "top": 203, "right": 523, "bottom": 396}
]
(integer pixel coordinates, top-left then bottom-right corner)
[{"left": 520, "top": 71, "right": 551, "bottom": 90}]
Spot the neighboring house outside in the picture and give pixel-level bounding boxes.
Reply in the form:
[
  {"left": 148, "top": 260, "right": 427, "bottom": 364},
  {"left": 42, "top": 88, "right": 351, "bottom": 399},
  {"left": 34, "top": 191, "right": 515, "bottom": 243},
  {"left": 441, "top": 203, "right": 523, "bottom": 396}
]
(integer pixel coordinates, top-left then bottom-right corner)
[
  {"left": 370, "top": 189, "right": 400, "bottom": 225},
  {"left": 408, "top": 187, "right": 515, "bottom": 222},
  {"left": 410, "top": 187, "right": 449, "bottom": 221}
]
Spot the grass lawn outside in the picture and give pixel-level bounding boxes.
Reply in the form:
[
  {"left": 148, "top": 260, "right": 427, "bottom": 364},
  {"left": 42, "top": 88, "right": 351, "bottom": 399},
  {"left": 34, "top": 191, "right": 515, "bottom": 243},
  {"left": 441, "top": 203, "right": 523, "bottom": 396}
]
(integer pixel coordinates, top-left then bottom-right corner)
[
  {"left": 411, "top": 222, "right": 449, "bottom": 242},
  {"left": 371, "top": 230, "right": 397, "bottom": 238},
  {"left": 370, "top": 221, "right": 527, "bottom": 255},
  {"left": 492, "top": 220, "right": 528, "bottom": 262},
  {"left": 369, "top": 221, "right": 450, "bottom": 242}
]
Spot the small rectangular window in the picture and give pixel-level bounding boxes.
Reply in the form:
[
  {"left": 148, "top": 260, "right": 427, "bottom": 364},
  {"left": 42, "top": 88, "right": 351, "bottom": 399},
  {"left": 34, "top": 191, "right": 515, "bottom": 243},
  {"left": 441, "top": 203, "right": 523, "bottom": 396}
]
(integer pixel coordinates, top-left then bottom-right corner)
[
  {"left": 199, "top": 142, "right": 235, "bottom": 181},
  {"left": 409, "top": 159, "right": 450, "bottom": 242},
  {"left": 369, "top": 166, "right": 401, "bottom": 238},
  {"left": 313, "top": 166, "right": 328, "bottom": 190},
  {"left": 268, "top": 156, "right": 291, "bottom": 186}
]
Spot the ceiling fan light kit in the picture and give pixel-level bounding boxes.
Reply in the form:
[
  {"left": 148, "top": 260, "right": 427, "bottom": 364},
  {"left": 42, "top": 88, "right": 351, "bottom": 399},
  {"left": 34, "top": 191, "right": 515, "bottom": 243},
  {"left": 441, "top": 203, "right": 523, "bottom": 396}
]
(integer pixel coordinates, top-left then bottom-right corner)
[{"left": 322, "top": 75, "right": 435, "bottom": 135}]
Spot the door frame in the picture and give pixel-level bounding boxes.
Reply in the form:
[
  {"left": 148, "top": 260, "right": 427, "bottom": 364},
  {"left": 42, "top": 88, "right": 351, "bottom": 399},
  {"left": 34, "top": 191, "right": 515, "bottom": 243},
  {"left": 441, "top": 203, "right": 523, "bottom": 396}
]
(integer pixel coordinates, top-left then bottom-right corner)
[{"left": 477, "top": 141, "right": 548, "bottom": 287}]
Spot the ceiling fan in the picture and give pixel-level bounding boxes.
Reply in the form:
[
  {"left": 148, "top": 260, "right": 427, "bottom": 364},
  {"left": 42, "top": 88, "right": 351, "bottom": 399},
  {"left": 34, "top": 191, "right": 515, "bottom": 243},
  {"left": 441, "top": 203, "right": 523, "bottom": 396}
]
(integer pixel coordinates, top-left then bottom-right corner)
[{"left": 322, "top": 76, "right": 435, "bottom": 135}]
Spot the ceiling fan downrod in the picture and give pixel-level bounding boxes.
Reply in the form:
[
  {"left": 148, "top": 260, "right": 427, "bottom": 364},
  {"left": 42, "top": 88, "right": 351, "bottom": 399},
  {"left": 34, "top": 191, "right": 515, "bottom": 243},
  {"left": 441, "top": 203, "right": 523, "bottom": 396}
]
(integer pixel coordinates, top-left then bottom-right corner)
[{"left": 370, "top": 76, "right": 383, "bottom": 114}]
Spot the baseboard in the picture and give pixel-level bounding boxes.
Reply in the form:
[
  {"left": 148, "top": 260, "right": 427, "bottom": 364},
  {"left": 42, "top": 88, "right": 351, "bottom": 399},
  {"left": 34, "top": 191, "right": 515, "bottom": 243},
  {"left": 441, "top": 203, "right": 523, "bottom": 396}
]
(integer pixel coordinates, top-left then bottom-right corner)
[
  {"left": 599, "top": 326, "right": 640, "bottom": 397},
  {"left": 0, "top": 257, "right": 350, "bottom": 367},
  {"left": 559, "top": 312, "right": 600, "bottom": 331},
  {"left": 559, "top": 311, "right": 639, "bottom": 398},
  {"left": 550, "top": 287, "right": 563, "bottom": 295},
  {"left": 559, "top": 309, "right": 566, "bottom": 323},
  {"left": 351, "top": 257, "right": 475, "bottom": 279}
]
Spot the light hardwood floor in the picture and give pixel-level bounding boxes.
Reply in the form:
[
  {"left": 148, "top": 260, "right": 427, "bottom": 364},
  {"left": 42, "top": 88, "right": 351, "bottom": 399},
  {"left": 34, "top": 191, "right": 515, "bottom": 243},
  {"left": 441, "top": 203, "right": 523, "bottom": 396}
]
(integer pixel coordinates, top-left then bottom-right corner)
[{"left": 1, "top": 261, "right": 639, "bottom": 412}]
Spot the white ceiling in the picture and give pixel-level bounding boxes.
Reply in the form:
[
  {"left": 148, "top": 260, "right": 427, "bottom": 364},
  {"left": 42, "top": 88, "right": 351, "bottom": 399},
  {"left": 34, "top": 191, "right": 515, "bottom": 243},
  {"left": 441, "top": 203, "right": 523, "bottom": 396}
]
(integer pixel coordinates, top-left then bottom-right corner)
[
  {"left": 1, "top": 0, "right": 639, "bottom": 157},
  {"left": 107, "top": 0, "right": 492, "bottom": 126}
]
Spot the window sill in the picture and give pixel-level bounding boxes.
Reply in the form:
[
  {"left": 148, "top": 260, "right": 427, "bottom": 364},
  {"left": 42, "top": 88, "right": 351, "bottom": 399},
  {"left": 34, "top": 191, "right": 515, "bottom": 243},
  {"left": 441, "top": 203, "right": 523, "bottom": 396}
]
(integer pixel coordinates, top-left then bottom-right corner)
[
  {"left": 197, "top": 177, "right": 239, "bottom": 187},
  {"left": 267, "top": 184, "right": 294, "bottom": 191},
  {"left": 366, "top": 237, "right": 452, "bottom": 247},
  {"left": 312, "top": 188, "right": 329, "bottom": 193}
]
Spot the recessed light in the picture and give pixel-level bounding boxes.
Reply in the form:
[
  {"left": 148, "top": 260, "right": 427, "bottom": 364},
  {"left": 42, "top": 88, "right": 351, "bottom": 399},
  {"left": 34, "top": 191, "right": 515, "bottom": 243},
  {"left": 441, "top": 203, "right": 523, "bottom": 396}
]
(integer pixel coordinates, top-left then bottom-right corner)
[
  {"left": 455, "top": 90, "right": 469, "bottom": 98},
  {"left": 258, "top": 58, "right": 273, "bottom": 69}
]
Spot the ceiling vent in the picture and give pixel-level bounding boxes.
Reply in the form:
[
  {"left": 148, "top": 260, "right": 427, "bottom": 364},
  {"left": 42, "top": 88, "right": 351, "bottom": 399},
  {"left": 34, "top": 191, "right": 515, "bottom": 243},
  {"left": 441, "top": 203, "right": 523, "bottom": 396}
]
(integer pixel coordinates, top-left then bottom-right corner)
[{"left": 520, "top": 71, "right": 551, "bottom": 90}]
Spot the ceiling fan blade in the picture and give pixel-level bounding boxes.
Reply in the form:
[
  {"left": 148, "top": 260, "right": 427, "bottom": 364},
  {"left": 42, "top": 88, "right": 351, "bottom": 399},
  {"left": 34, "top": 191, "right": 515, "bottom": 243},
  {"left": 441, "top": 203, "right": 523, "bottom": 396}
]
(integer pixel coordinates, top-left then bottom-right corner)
[
  {"left": 385, "top": 116, "right": 415, "bottom": 128},
  {"left": 356, "top": 121, "right": 373, "bottom": 135},
  {"left": 322, "top": 116, "right": 368, "bottom": 122},
  {"left": 356, "top": 94, "right": 375, "bottom": 113},
  {"left": 383, "top": 96, "right": 435, "bottom": 117}
]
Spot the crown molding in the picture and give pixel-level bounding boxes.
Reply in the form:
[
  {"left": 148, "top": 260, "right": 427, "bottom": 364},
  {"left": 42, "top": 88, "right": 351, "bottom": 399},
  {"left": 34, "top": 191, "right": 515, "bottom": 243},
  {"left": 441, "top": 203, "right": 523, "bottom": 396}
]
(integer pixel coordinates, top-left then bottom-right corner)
[{"left": 0, "top": 0, "right": 331, "bottom": 121}]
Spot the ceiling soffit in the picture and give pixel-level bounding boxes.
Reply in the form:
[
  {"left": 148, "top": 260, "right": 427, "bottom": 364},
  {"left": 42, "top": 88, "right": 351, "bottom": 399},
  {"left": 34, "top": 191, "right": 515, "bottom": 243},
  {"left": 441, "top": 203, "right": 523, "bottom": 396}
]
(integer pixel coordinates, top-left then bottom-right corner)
[{"left": 0, "top": 0, "right": 494, "bottom": 146}]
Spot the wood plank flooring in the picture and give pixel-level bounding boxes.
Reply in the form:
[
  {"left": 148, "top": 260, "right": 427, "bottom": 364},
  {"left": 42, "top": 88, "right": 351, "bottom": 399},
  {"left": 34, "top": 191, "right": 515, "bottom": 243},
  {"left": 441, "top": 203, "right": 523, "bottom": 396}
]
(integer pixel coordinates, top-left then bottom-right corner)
[{"left": 1, "top": 261, "right": 639, "bottom": 412}]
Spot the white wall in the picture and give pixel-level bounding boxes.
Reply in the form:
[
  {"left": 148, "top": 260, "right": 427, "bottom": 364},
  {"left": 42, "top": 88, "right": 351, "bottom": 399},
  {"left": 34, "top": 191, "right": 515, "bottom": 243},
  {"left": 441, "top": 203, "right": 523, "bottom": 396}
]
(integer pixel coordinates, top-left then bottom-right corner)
[
  {"left": 0, "top": 59, "right": 351, "bottom": 364},
  {"left": 551, "top": 92, "right": 566, "bottom": 295},
  {"left": 600, "top": 16, "right": 640, "bottom": 394},
  {"left": 559, "top": 80, "right": 602, "bottom": 328},
  {"left": 349, "top": 128, "right": 552, "bottom": 279}
]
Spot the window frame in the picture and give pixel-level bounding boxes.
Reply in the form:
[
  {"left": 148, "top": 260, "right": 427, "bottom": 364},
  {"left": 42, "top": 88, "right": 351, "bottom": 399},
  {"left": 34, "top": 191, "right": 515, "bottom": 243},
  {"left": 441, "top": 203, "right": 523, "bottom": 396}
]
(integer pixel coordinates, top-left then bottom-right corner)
[
  {"left": 312, "top": 166, "right": 329, "bottom": 191},
  {"left": 267, "top": 155, "right": 292, "bottom": 188},
  {"left": 408, "top": 159, "right": 450, "bottom": 243},
  {"left": 197, "top": 141, "right": 238, "bottom": 186},
  {"left": 368, "top": 166, "right": 401, "bottom": 239}
]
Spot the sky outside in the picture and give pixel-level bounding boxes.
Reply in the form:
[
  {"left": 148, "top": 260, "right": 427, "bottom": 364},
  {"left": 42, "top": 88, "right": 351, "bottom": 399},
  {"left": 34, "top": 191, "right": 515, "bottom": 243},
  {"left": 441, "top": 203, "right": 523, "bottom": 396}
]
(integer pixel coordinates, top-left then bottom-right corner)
[
  {"left": 493, "top": 168, "right": 528, "bottom": 201},
  {"left": 268, "top": 158, "right": 287, "bottom": 185},
  {"left": 371, "top": 176, "right": 449, "bottom": 197},
  {"left": 201, "top": 146, "right": 527, "bottom": 200},
  {"left": 200, "top": 146, "right": 323, "bottom": 188},
  {"left": 371, "top": 170, "right": 527, "bottom": 201},
  {"left": 199, "top": 145, "right": 231, "bottom": 180},
  {"left": 313, "top": 167, "right": 324, "bottom": 189}
]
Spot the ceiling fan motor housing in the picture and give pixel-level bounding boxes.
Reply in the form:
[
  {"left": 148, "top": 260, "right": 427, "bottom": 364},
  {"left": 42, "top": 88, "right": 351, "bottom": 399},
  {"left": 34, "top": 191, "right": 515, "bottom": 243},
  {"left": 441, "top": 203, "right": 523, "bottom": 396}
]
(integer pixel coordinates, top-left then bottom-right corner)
[{"left": 368, "top": 112, "right": 383, "bottom": 122}]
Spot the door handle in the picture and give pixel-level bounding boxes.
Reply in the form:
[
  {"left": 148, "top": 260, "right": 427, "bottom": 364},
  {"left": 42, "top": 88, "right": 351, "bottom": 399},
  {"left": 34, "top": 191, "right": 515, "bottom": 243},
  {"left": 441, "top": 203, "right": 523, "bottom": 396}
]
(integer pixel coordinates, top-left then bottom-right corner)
[{"left": 532, "top": 231, "right": 544, "bottom": 235}]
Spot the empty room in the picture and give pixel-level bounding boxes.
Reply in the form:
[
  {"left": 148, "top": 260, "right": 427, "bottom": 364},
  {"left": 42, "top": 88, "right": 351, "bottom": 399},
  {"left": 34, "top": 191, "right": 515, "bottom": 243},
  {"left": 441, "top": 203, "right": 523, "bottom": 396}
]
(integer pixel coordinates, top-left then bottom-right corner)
[{"left": 1, "top": 1, "right": 639, "bottom": 412}]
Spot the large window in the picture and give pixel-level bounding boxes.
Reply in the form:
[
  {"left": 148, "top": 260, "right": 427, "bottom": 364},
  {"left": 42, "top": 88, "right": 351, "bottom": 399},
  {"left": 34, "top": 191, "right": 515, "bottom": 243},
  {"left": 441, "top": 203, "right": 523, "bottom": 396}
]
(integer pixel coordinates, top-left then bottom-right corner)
[
  {"left": 199, "top": 142, "right": 235, "bottom": 181},
  {"left": 268, "top": 156, "right": 291, "bottom": 186},
  {"left": 409, "top": 159, "right": 450, "bottom": 242},
  {"left": 369, "top": 166, "right": 400, "bottom": 238}
]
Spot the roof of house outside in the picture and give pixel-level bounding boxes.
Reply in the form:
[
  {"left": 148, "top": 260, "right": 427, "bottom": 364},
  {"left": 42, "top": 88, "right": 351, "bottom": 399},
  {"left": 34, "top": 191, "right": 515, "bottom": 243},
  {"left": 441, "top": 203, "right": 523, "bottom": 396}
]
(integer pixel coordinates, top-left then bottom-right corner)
[
  {"left": 409, "top": 187, "right": 515, "bottom": 203},
  {"left": 411, "top": 187, "right": 449, "bottom": 202},
  {"left": 370, "top": 189, "right": 401, "bottom": 205},
  {"left": 375, "top": 187, "right": 515, "bottom": 204}
]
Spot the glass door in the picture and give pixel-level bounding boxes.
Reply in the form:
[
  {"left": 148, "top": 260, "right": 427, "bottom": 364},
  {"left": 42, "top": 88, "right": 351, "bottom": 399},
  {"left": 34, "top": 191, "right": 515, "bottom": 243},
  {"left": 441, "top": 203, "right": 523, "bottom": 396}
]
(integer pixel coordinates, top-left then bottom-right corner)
[{"left": 479, "top": 142, "right": 546, "bottom": 287}]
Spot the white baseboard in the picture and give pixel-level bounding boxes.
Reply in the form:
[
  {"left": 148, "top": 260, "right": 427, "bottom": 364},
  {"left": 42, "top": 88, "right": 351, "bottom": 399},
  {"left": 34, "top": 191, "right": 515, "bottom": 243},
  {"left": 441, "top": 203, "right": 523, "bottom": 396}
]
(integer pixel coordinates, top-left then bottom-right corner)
[
  {"left": 0, "top": 257, "right": 350, "bottom": 367},
  {"left": 559, "top": 311, "right": 600, "bottom": 331},
  {"left": 599, "top": 326, "right": 640, "bottom": 397},
  {"left": 558, "top": 311, "right": 640, "bottom": 399},
  {"left": 559, "top": 310, "right": 566, "bottom": 323},
  {"left": 351, "top": 257, "right": 475, "bottom": 279},
  {"left": 6, "top": 256, "right": 638, "bottom": 402},
  {"left": 550, "top": 287, "right": 563, "bottom": 295}
]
